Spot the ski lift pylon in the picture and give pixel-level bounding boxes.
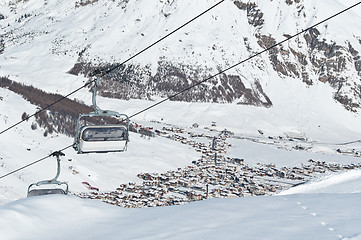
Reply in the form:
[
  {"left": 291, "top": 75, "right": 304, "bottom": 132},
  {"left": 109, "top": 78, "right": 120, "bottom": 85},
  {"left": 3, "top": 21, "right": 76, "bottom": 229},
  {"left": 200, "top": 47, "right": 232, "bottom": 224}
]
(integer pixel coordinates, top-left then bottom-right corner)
[
  {"left": 73, "top": 78, "right": 130, "bottom": 154},
  {"left": 27, "top": 151, "right": 69, "bottom": 197}
]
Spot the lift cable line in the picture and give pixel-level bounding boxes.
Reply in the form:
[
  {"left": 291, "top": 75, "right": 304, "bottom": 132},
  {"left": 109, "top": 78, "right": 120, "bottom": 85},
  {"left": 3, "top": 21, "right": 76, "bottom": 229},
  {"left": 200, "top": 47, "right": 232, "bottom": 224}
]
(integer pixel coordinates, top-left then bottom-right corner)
[
  {"left": 0, "top": 0, "right": 226, "bottom": 136},
  {"left": 0, "top": 83, "right": 93, "bottom": 135},
  {"left": 0, "top": 2, "right": 360, "bottom": 181},
  {"left": 0, "top": 144, "right": 73, "bottom": 180}
]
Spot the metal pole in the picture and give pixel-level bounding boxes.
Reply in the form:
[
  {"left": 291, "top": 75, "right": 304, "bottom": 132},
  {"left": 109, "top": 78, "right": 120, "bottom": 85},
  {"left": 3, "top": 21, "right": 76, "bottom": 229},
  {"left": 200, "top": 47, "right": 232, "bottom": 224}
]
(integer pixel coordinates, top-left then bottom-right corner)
[
  {"left": 212, "top": 137, "right": 217, "bottom": 166},
  {"left": 206, "top": 184, "right": 209, "bottom": 199},
  {"left": 92, "top": 78, "right": 101, "bottom": 113}
]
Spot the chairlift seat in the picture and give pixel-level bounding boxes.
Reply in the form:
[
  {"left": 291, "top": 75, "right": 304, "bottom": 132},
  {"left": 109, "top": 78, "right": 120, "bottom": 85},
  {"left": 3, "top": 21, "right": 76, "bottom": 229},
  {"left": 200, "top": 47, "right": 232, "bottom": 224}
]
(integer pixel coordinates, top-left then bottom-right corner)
[
  {"left": 27, "top": 188, "right": 66, "bottom": 197},
  {"left": 78, "top": 125, "right": 128, "bottom": 153}
]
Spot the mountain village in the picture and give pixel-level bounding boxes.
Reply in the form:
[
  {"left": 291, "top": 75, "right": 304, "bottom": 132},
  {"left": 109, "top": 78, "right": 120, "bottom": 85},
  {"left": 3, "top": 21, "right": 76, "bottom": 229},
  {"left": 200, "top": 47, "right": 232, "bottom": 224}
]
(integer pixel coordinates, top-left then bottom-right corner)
[{"left": 76, "top": 124, "right": 361, "bottom": 208}]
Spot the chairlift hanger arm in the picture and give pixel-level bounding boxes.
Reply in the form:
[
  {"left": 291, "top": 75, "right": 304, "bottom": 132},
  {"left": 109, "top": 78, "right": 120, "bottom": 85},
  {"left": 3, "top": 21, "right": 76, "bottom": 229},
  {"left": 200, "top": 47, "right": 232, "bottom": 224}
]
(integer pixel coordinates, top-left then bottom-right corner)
[
  {"left": 90, "top": 77, "right": 129, "bottom": 117},
  {"left": 92, "top": 77, "right": 101, "bottom": 113},
  {"left": 41, "top": 152, "right": 64, "bottom": 183}
]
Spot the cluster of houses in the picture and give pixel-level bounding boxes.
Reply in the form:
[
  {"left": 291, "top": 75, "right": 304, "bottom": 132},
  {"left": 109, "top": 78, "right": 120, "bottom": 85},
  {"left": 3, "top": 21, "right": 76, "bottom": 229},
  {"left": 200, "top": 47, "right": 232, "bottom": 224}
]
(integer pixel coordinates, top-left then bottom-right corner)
[
  {"left": 129, "top": 123, "right": 155, "bottom": 138},
  {"left": 75, "top": 124, "right": 361, "bottom": 208}
]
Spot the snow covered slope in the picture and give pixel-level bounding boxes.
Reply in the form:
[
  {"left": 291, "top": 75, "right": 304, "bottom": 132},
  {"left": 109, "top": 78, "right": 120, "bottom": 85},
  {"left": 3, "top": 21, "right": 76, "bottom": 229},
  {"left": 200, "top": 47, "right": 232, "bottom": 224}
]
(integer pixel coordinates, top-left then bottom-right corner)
[
  {"left": 1, "top": 175, "right": 361, "bottom": 240},
  {"left": 1, "top": 0, "right": 361, "bottom": 108},
  {"left": 281, "top": 169, "right": 361, "bottom": 194}
]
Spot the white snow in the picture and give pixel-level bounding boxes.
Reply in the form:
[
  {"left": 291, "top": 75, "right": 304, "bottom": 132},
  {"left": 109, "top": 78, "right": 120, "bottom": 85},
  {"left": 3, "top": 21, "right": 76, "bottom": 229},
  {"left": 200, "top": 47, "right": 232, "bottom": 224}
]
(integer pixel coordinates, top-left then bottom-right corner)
[
  {"left": 1, "top": 188, "right": 361, "bottom": 239},
  {"left": 280, "top": 169, "right": 361, "bottom": 194},
  {"left": 1, "top": 0, "right": 361, "bottom": 239}
]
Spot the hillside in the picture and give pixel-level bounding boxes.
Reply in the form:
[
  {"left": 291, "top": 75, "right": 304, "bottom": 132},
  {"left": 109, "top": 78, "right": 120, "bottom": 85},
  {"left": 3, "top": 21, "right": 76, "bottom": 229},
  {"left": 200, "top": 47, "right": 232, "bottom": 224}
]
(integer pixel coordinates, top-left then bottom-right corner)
[{"left": 0, "top": 0, "right": 361, "bottom": 110}]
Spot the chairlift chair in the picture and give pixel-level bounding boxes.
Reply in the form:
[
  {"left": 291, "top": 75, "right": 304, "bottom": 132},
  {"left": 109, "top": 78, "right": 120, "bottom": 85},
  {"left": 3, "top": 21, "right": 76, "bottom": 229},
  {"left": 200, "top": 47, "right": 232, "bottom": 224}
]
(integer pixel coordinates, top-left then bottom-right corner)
[
  {"left": 27, "top": 151, "right": 69, "bottom": 197},
  {"left": 73, "top": 78, "right": 130, "bottom": 154}
]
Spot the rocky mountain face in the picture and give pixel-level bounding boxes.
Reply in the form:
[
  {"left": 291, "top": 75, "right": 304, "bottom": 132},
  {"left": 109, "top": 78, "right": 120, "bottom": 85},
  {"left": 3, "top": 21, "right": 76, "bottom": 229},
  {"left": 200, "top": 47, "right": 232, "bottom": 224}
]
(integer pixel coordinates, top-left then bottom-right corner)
[
  {"left": 234, "top": 0, "right": 361, "bottom": 111},
  {"left": 0, "top": 0, "right": 361, "bottom": 111},
  {"left": 68, "top": 60, "right": 273, "bottom": 107}
]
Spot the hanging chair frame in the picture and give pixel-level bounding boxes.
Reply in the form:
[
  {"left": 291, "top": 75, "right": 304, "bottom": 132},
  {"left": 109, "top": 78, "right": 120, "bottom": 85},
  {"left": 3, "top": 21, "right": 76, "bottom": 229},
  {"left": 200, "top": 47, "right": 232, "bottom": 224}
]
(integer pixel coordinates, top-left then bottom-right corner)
[
  {"left": 27, "top": 151, "right": 69, "bottom": 197},
  {"left": 73, "top": 78, "right": 130, "bottom": 154}
]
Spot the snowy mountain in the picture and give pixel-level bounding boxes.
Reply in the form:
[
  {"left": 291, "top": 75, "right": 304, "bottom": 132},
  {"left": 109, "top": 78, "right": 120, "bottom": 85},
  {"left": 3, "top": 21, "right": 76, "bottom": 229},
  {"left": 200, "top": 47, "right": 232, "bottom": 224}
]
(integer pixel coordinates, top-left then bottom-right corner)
[
  {"left": 0, "top": 0, "right": 361, "bottom": 109},
  {"left": 1, "top": 0, "right": 361, "bottom": 239}
]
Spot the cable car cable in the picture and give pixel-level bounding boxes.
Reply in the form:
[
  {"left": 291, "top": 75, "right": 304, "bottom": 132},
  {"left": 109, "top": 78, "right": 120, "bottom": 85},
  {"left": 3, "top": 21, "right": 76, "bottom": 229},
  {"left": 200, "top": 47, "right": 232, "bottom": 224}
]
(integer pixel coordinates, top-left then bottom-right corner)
[
  {"left": 0, "top": 144, "right": 73, "bottom": 180},
  {"left": 0, "top": 82, "right": 93, "bottom": 135},
  {"left": 0, "top": 0, "right": 226, "bottom": 136},
  {"left": 0, "top": 1, "right": 360, "bottom": 180}
]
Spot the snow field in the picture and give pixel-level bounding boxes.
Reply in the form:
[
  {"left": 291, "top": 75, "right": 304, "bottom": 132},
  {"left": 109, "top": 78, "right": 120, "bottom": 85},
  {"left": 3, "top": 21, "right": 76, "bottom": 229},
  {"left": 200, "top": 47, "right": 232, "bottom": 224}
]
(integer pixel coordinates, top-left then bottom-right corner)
[{"left": 1, "top": 191, "right": 361, "bottom": 240}]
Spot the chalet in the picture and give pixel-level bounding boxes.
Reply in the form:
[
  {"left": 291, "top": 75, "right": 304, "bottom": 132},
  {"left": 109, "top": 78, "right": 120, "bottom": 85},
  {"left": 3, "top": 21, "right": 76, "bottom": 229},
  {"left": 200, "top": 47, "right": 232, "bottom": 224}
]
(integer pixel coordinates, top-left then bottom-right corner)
[
  {"left": 232, "top": 158, "right": 244, "bottom": 164},
  {"left": 221, "top": 129, "right": 234, "bottom": 136},
  {"left": 139, "top": 128, "right": 155, "bottom": 137},
  {"left": 285, "top": 131, "right": 307, "bottom": 141}
]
